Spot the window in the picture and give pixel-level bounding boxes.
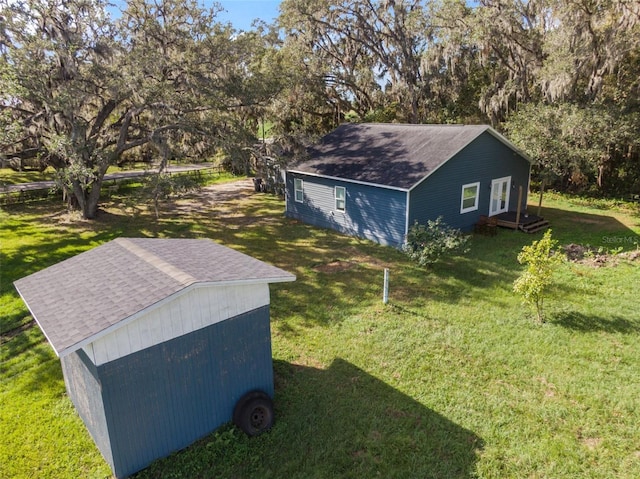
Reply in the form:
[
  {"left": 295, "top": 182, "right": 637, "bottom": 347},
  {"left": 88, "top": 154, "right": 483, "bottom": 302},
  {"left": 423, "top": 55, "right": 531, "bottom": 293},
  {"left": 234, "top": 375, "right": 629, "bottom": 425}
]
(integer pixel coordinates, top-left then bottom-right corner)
[
  {"left": 460, "top": 182, "right": 480, "bottom": 213},
  {"left": 335, "top": 186, "right": 346, "bottom": 212},
  {"left": 294, "top": 178, "right": 304, "bottom": 203}
]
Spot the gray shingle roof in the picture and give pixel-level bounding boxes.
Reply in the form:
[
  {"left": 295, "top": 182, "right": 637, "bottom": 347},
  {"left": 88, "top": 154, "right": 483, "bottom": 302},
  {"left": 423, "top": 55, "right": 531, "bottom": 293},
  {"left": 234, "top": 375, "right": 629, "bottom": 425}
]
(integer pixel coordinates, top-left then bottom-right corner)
[
  {"left": 290, "top": 123, "right": 519, "bottom": 189},
  {"left": 14, "top": 238, "right": 295, "bottom": 357}
]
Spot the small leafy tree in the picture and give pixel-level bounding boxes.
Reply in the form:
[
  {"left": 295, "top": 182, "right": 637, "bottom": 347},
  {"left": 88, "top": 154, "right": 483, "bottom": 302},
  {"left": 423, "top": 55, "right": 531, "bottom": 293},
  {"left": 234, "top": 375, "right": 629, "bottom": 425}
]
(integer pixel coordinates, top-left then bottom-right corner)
[
  {"left": 513, "top": 229, "right": 564, "bottom": 323},
  {"left": 403, "top": 217, "right": 469, "bottom": 267}
]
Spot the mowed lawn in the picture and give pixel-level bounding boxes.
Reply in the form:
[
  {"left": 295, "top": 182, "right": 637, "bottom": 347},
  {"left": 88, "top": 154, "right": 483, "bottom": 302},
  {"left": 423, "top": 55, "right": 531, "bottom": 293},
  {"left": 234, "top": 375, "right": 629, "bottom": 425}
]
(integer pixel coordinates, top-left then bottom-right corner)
[{"left": 1, "top": 182, "right": 640, "bottom": 479}]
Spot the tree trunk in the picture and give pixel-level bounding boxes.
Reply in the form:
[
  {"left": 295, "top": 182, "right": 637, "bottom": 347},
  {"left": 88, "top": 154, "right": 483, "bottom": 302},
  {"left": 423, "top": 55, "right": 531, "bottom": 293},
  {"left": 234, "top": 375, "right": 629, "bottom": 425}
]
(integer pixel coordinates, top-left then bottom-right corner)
[
  {"left": 410, "top": 92, "right": 419, "bottom": 124},
  {"left": 597, "top": 164, "right": 604, "bottom": 189},
  {"left": 71, "top": 177, "right": 103, "bottom": 219},
  {"left": 537, "top": 179, "right": 545, "bottom": 217}
]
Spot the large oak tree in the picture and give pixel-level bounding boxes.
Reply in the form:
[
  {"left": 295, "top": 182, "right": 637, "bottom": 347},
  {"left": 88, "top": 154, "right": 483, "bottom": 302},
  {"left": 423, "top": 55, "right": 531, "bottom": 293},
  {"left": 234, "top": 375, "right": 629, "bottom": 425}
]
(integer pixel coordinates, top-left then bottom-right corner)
[{"left": 0, "top": 0, "right": 275, "bottom": 218}]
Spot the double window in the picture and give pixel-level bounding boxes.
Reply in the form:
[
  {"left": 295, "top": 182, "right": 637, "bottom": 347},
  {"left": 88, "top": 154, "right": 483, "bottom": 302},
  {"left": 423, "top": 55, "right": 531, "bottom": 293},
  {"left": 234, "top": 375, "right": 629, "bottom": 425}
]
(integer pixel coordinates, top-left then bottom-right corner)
[
  {"left": 294, "top": 179, "right": 346, "bottom": 212},
  {"left": 460, "top": 182, "right": 480, "bottom": 214},
  {"left": 294, "top": 178, "right": 304, "bottom": 203},
  {"left": 335, "top": 186, "right": 346, "bottom": 212}
]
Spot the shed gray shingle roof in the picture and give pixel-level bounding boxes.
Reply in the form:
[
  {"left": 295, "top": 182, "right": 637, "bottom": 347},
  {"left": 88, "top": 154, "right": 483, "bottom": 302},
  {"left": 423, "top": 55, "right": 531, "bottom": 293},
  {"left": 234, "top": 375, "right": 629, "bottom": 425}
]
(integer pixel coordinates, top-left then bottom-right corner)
[
  {"left": 290, "top": 123, "right": 525, "bottom": 189},
  {"left": 14, "top": 238, "right": 295, "bottom": 357}
]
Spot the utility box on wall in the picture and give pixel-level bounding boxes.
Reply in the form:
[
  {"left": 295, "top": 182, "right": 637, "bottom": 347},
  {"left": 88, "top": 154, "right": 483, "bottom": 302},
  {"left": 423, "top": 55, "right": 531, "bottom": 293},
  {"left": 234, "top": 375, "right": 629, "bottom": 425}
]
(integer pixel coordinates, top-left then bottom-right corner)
[{"left": 15, "top": 238, "right": 295, "bottom": 478}]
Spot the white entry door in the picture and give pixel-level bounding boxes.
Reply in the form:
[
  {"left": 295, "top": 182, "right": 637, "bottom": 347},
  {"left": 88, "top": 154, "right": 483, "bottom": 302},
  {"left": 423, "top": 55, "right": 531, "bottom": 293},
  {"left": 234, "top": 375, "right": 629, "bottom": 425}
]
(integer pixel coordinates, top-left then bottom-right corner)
[{"left": 489, "top": 176, "right": 511, "bottom": 216}]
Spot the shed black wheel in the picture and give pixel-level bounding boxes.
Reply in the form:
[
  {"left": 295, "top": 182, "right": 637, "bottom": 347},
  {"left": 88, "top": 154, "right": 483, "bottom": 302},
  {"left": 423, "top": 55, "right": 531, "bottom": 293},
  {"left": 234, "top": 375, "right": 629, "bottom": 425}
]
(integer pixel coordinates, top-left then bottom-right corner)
[{"left": 233, "top": 390, "right": 274, "bottom": 436}]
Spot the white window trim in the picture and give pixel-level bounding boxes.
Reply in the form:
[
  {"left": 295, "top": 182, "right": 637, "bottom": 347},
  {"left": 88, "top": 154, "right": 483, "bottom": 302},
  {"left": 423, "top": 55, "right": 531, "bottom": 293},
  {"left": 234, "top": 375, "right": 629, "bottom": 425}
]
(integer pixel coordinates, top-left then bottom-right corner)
[
  {"left": 460, "top": 182, "right": 480, "bottom": 214},
  {"left": 294, "top": 178, "right": 304, "bottom": 203},
  {"left": 335, "top": 186, "right": 346, "bottom": 212}
]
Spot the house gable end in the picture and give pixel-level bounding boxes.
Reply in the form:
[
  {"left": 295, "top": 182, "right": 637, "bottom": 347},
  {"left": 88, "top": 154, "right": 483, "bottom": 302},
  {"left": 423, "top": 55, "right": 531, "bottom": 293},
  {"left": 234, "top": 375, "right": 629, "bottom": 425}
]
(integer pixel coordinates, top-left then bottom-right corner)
[
  {"left": 408, "top": 130, "right": 531, "bottom": 231},
  {"left": 408, "top": 127, "right": 528, "bottom": 191}
]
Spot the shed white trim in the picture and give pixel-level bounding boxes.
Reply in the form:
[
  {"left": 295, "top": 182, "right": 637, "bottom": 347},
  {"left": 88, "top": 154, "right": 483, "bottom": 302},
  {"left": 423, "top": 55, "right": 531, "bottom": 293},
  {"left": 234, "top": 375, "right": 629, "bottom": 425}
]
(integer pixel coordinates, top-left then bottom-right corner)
[
  {"left": 83, "top": 283, "right": 270, "bottom": 365},
  {"left": 57, "top": 278, "right": 288, "bottom": 359}
]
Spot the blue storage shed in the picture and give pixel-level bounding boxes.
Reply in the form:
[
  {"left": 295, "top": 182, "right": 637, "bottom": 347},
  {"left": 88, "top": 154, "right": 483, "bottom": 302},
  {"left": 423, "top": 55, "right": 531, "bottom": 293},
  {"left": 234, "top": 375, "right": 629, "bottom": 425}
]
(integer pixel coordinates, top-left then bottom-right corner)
[
  {"left": 285, "top": 123, "right": 533, "bottom": 246},
  {"left": 14, "top": 238, "right": 295, "bottom": 478}
]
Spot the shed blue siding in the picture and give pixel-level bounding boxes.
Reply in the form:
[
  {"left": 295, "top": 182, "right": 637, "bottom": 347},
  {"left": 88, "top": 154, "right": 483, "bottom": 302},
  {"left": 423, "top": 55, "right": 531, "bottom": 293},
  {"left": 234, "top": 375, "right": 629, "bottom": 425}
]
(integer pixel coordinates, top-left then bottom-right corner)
[
  {"left": 60, "top": 306, "right": 273, "bottom": 479},
  {"left": 61, "top": 349, "right": 114, "bottom": 468},
  {"left": 408, "top": 132, "right": 530, "bottom": 231},
  {"left": 286, "top": 173, "right": 407, "bottom": 246}
]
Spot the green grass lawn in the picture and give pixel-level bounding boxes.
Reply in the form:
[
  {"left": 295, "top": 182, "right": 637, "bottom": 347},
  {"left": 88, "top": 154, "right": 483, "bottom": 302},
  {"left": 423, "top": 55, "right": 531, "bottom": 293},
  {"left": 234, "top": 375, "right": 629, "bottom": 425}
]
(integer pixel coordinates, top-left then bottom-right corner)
[
  {"left": 0, "top": 162, "right": 208, "bottom": 186},
  {"left": 1, "top": 185, "right": 639, "bottom": 479},
  {"left": 0, "top": 166, "right": 56, "bottom": 185}
]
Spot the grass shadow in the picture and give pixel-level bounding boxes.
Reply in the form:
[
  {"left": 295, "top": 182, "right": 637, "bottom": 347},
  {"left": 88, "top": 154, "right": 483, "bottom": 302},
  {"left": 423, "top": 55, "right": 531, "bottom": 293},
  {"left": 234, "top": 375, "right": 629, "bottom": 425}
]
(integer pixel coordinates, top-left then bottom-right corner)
[
  {"left": 550, "top": 311, "right": 640, "bottom": 334},
  {"left": 271, "top": 359, "right": 483, "bottom": 478},
  {"left": 136, "top": 358, "right": 483, "bottom": 479}
]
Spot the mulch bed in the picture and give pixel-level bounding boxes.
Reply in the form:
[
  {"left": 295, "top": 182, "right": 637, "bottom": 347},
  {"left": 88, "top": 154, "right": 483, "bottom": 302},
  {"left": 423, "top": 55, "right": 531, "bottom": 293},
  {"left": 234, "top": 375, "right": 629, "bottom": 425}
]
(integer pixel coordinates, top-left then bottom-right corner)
[{"left": 563, "top": 243, "right": 640, "bottom": 267}]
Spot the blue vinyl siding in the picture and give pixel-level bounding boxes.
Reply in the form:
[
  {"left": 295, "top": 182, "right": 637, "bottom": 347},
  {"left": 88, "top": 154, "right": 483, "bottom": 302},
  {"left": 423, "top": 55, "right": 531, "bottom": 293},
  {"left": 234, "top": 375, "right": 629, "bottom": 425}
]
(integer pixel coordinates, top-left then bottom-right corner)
[
  {"left": 286, "top": 173, "right": 407, "bottom": 246},
  {"left": 408, "top": 132, "right": 530, "bottom": 231},
  {"left": 61, "top": 306, "right": 273, "bottom": 479}
]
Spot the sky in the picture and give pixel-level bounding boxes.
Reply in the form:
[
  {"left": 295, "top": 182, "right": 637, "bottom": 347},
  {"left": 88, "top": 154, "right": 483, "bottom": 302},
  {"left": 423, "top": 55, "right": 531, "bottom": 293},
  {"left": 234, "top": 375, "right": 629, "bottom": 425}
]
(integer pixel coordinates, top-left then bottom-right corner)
[
  {"left": 107, "top": 1, "right": 281, "bottom": 31},
  {"left": 215, "top": 1, "right": 281, "bottom": 31}
]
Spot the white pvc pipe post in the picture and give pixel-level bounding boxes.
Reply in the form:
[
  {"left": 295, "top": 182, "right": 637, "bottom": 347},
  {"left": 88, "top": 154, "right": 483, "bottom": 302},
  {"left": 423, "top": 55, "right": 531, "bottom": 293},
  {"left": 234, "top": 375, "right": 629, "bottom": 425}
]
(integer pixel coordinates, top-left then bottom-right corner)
[{"left": 383, "top": 268, "right": 389, "bottom": 304}]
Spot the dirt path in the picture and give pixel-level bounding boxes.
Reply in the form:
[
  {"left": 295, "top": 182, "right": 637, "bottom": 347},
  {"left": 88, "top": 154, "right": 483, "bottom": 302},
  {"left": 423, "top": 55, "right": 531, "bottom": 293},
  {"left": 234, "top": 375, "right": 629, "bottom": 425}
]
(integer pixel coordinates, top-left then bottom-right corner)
[
  {"left": 162, "top": 178, "right": 263, "bottom": 221},
  {"left": 199, "top": 178, "right": 255, "bottom": 202}
]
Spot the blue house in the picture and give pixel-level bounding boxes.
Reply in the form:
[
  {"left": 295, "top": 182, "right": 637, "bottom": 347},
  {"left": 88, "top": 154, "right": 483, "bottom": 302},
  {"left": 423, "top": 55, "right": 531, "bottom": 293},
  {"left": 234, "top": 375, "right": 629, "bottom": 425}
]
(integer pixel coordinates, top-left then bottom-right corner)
[
  {"left": 14, "top": 238, "right": 295, "bottom": 478},
  {"left": 285, "top": 123, "right": 533, "bottom": 247}
]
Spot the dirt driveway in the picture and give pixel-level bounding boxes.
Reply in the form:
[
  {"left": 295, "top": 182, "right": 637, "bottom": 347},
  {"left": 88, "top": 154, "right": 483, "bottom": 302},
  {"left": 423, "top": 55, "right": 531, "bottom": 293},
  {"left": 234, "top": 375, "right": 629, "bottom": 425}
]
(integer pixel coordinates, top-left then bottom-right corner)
[
  {"left": 165, "top": 178, "right": 277, "bottom": 227},
  {"left": 200, "top": 178, "right": 255, "bottom": 202}
]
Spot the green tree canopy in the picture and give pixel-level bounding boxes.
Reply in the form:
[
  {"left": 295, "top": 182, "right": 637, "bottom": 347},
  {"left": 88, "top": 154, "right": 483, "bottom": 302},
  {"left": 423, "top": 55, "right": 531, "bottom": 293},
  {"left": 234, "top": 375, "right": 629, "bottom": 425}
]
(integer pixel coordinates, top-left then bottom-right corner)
[
  {"left": 2, "top": 0, "right": 639, "bottom": 206},
  {"left": 0, "top": 0, "right": 278, "bottom": 218}
]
